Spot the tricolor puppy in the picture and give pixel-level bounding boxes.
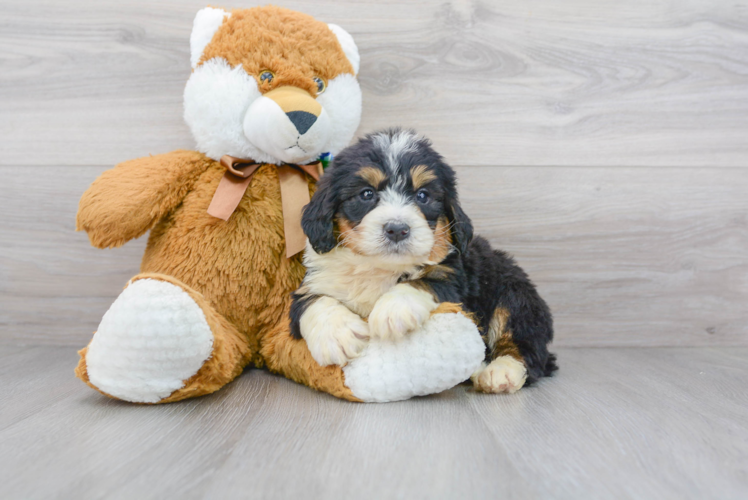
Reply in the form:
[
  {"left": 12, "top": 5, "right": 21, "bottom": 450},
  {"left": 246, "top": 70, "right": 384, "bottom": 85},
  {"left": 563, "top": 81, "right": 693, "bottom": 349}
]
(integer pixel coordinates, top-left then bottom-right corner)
[{"left": 291, "top": 129, "right": 557, "bottom": 393}]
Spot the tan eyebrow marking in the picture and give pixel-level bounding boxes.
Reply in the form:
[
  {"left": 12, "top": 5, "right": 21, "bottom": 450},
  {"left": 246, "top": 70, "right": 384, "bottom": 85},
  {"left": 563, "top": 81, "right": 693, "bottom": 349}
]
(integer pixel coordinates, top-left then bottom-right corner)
[
  {"left": 411, "top": 164, "right": 437, "bottom": 190},
  {"left": 357, "top": 166, "right": 387, "bottom": 187}
]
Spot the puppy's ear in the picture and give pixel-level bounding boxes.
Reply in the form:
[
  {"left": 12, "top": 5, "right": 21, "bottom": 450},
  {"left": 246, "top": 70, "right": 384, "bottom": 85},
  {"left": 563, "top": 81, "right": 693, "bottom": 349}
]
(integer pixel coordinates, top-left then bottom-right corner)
[
  {"left": 302, "top": 177, "right": 338, "bottom": 254},
  {"left": 448, "top": 197, "right": 473, "bottom": 254}
]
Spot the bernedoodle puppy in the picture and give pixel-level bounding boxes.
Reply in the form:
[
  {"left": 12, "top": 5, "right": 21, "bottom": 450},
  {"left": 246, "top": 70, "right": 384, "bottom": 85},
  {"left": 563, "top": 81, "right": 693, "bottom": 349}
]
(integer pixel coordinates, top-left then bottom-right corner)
[{"left": 291, "top": 128, "right": 557, "bottom": 393}]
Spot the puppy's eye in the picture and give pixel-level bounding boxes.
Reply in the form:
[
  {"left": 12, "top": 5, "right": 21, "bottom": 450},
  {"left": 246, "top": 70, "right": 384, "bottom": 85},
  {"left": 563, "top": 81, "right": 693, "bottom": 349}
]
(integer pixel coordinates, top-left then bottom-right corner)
[
  {"left": 313, "top": 76, "right": 326, "bottom": 95},
  {"left": 259, "top": 70, "right": 274, "bottom": 84},
  {"left": 360, "top": 188, "right": 375, "bottom": 201},
  {"left": 416, "top": 189, "right": 430, "bottom": 204}
]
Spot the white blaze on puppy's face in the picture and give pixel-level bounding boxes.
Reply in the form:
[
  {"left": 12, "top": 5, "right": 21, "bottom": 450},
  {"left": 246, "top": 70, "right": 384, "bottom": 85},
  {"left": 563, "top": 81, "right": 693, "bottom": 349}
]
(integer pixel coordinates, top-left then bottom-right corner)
[
  {"left": 352, "top": 187, "right": 435, "bottom": 265},
  {"left": 373, "top": 129, "right": 418, "bottom": 188}
]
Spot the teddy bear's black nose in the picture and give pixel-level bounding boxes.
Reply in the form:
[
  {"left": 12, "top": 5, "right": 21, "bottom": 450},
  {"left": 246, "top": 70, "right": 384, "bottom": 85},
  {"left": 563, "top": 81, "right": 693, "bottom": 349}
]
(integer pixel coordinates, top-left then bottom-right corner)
[
  {"left": 286, "top": 111, "right": 317, "bottom": 135},
  {"left": 383, "top": 222, "right": 410, "bottom": 243}
]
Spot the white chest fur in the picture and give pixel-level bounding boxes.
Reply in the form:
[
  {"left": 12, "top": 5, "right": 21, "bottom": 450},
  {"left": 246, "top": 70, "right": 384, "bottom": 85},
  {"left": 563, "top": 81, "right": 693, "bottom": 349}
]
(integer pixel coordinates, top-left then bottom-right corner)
[{"left": 302, "top": 245, "right": 421, "bottom": 317}]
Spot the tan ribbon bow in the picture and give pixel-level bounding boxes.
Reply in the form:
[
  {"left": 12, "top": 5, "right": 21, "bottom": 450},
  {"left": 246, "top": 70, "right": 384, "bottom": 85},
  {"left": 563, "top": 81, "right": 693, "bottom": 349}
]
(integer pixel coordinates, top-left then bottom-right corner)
[{"left": 207, "top": 155, "right": 322, "bottom": 258}]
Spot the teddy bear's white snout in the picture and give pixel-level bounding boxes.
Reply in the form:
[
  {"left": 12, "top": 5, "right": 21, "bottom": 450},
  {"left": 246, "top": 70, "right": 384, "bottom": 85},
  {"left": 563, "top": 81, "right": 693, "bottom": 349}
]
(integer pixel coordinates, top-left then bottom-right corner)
[{"left": 243, "top": 87, "right": 332, "bottom": 165}]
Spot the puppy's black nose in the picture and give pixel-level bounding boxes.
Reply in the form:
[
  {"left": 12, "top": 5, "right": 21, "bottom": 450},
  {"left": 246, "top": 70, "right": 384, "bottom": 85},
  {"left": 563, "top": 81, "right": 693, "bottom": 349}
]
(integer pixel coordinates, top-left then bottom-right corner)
[
  {"left": 286, "top": 111, "right": 317, "bottom": 135},
  {"left": 383, "top": 222, "right": 410, "bottom": 243}
]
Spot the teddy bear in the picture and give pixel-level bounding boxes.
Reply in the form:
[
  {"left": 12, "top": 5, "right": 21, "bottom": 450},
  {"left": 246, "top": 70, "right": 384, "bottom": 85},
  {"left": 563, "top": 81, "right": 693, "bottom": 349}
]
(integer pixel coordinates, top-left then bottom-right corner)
[{"left": 74, "top": 5, "right": 483, "bottom": 404}]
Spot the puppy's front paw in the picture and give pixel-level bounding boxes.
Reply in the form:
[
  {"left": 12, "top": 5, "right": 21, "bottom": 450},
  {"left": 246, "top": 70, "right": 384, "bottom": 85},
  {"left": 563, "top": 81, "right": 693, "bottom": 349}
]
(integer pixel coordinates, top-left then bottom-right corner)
[
  {"left": 471, "top": 356, "right": 528, "bottom": 394},
  {"left": 368, "top": 284, "right": 437, "bottom": 341},
  {"left": 300, "top": 296, "right": 370, "bottom": 367}
]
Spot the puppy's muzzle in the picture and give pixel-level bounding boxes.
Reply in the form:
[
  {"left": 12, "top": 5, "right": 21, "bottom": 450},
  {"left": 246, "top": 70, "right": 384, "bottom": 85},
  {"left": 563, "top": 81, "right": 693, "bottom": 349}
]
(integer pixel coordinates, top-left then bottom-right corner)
[
  {"left": 384, "top": 221, "right": 410, "bottom": 243},
  {"left": 264, "top": 86, "right": 321, "bottom": 135}
]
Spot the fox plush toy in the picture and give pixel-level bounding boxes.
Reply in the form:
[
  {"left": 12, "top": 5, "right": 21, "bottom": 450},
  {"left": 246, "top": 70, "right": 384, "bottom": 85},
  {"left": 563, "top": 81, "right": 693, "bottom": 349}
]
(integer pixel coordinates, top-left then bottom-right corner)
[{"left": 75, "top": 6, "right": 484, "bottom": 404}]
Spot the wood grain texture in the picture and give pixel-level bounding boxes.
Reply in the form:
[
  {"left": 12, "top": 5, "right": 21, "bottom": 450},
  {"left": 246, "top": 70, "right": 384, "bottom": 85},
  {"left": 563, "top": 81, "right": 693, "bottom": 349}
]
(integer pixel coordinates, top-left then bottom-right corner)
[
  {"left": 0, "top": 347, "right": 746, "bottom": 499},
  {"left": 1, "top": 0, "right": 748, "bottom": 167},
  {"left": 1, "top": 165, "right": 746, "bottom": 347}
]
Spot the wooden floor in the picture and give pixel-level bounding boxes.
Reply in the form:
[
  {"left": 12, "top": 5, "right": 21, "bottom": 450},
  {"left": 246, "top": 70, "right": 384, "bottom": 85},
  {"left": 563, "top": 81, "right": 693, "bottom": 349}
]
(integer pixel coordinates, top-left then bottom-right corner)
[{"left": 0, "top": 346, "right": 746, "bottom": 499}]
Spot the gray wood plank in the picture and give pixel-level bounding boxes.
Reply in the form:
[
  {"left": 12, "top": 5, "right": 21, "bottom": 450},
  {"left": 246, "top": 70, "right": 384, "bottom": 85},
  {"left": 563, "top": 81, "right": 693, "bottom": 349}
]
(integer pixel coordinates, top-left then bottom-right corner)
[
  {"left": 0, "top": 347, "right": 746, "bottom": 499},
  {"left": 1, "top": 165, "right": 746, "bottom": 347},
  {"left": 1, "top": 0, "right": 747, "bottom": 167},
  {"left": 0, "top": 347, "right": 533, "bottom": 500},
  {"left": 0, "top": 346, "right": 81, "bottom": 431},
  {"left": 202, "top": 375, "right": 535, "bottom": 500},
  {"left": 469, "top": 347, "right": 748, "bottom": 500},
  {"left": 458, "top": 165, "right": 748, "bottom": 347}
]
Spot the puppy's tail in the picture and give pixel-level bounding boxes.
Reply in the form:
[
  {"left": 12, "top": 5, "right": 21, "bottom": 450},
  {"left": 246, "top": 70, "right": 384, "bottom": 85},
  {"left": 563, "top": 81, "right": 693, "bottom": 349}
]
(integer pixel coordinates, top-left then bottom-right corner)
[{"left": 543, "top": 352, "right": 559, "bottom": 377}]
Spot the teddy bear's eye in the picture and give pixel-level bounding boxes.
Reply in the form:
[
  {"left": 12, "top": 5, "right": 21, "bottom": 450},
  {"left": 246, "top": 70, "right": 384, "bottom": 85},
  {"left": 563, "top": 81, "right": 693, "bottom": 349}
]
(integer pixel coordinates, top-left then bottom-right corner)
[
  {"left": 313, "top": 76, "right": 326, "bottom": 95},
  {"left": 259, "top": 70, "right": 274, "bottom": 84}
]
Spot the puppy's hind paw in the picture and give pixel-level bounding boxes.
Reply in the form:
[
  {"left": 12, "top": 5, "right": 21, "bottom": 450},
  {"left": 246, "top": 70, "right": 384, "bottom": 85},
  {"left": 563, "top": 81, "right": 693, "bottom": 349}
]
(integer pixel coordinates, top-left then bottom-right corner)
[{"left": 472, "top": 356, "right": 527, "bottom": 394}]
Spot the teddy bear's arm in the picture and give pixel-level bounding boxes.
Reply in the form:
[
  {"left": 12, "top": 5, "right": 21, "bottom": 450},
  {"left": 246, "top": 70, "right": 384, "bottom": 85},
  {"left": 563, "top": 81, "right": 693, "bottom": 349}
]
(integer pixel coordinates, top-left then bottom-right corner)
[{"left": 76, "top": 150, "right": 212, "bottom": 248}]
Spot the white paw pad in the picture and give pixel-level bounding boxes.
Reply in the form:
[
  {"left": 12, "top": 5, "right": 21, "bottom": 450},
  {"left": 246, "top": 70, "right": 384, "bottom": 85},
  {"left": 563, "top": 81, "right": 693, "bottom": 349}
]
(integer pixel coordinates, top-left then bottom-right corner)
[
  {"left": 472, "top": 356, "right": 527, "bottom": 394},
  {"left": 85, "top": 279, "right": 214, "bottom": 403}
]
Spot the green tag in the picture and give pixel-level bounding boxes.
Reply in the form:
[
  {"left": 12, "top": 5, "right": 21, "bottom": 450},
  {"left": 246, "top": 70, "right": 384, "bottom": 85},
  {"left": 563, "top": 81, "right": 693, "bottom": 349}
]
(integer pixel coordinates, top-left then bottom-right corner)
[{"left": 319, "top": 152, "right": 333, "bottom": 170}]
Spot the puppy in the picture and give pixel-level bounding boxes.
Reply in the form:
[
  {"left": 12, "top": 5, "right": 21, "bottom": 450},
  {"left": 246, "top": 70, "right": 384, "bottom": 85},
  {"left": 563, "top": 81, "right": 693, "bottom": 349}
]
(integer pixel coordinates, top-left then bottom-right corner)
[{"left": 291, "top": 128, "right": 557, "bottom": 393}]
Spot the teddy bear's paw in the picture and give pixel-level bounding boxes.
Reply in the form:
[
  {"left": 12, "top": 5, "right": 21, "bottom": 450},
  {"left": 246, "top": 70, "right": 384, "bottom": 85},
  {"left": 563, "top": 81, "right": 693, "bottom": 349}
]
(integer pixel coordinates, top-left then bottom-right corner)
[
  {"left": 471, "top": 356, "right": 528, "bottom": 394},
  {"left": 343, "top": 311, "right": 485, "bottom": 403},
  {"left": 368, "top": 284, "right": 437, "bottom": 341},
  {"left": 85, "top": 278, "right": 214, "bottom": 403},
  {"left": 300, "top": 296, "right": 370, "bottom": 367}
]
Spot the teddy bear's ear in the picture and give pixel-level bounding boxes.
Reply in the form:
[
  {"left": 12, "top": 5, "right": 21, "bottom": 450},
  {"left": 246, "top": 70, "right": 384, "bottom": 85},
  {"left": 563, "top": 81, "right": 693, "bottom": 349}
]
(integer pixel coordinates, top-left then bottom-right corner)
[
  {"left": 190, "top": 7, "right": 231, "bottom": 69},
  {"left": 327, "top": 24, "right": 360, "bottom": 75}
]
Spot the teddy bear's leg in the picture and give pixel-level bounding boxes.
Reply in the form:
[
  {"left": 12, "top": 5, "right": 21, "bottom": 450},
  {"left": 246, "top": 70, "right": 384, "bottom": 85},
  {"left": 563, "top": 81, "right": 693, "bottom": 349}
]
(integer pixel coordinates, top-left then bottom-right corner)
[
  {"left": 260, "top": 302, "right": 484, "bottom": 403},
  {"left": 260, "top": 304, "right": 363, "bottom": 402},
  {"left": 342, "top": 303, "right": 486, "bottom": 403},
  {"left": 75, "top": 273, "right": 252, "bottom": 403}
]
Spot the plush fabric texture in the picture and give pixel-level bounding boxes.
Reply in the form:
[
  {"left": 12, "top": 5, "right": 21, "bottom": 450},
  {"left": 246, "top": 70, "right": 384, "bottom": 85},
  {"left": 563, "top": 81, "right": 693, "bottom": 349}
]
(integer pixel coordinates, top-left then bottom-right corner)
[
  {"left": 183, "top": 58, "right": 265, "bottom": 162},
  {"left": 343, "top": 303, "right": 485, "bottom": 403},
  {"left": 199, "top": 7, "right": 354, "bottom": 95},
  {"left": 326, "top": 24, "right": 360, "bottom": 74},
  {"left": 183, "top": 6, "right": 362, "bottom": 165},
  {"left": 190, "top": 7, "right": 231, "bottom": 69},
  {"left": 260, "top": 300, "right": 361, "bottom": 402},
  {"left": 75, "top": 5, "right": 367, "bottom": 404},
  {"left": 77, "top": 150, "right": 213, "bottom": 249},
  {"left": 75, "top": 151, "right": 336, "bottom": 402},
  {"left": 76, "top": 273, "right": 255, "bottom": 403},
  {"left": 84, "top": 277, "right": 214, "bottom": 403}
]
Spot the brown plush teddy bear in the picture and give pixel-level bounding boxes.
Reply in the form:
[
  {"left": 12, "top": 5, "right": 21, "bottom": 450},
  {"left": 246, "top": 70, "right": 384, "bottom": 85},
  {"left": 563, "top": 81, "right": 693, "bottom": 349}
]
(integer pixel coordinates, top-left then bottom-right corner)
[
  {"left": 75, "top": 5, "right": 483, "bottom": 404},
  {"left": 75, "top": 6, "right": 366, "bottom": 403}
]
